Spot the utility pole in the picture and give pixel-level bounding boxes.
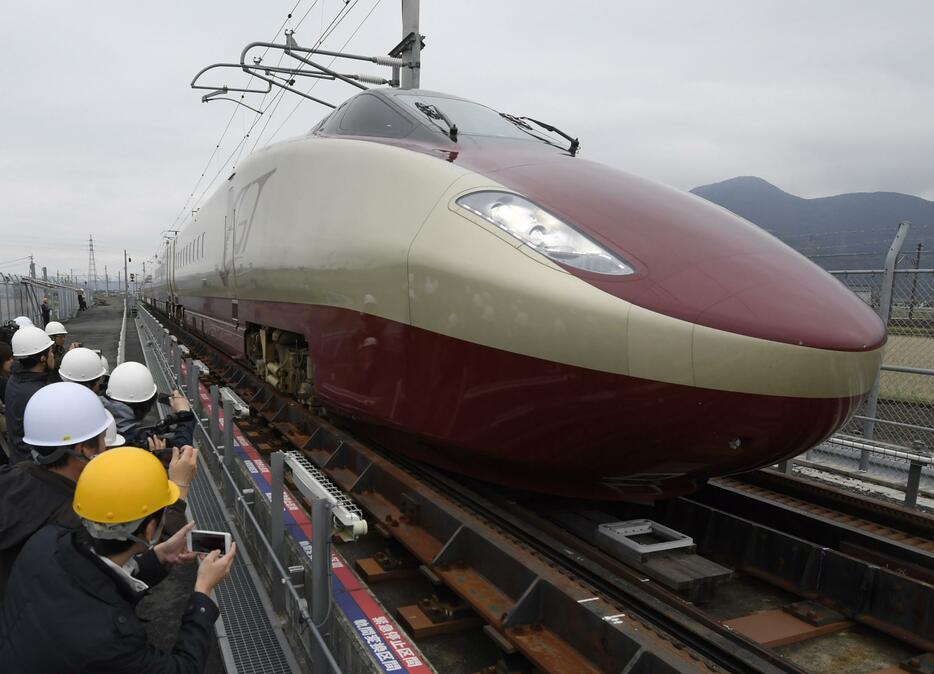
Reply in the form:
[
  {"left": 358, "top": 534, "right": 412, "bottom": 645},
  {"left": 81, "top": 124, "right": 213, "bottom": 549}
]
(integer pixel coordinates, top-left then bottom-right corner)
[
  {"left": 105, "top": 265, "right": 110, "bottom": 294},
  {"left": 41, "top": 267, "right": 47, "bottom": 282},
  {"left": 123, "top": 250, "right": 129, "bottom": 297},
  {"left": 87, "top": 236, "right": 99, "bottom": 299},
  {"left": 909, "top": 242, "right": 923, "bottom": 320},
  {"left": 399, "top": 0, "right": 421, "bottom": 89},
  {"left": 29, "top": 256, "right": 36, "bottom": 278}
]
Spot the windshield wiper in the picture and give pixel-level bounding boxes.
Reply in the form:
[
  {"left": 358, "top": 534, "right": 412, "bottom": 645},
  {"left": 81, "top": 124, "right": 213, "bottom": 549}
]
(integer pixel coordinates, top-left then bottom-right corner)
[
  {"left": 414, "top": 101, "right": 458, "bottom": 141},
  {"left": 501, "top": 113, "right": 579, "bottom": 156}
]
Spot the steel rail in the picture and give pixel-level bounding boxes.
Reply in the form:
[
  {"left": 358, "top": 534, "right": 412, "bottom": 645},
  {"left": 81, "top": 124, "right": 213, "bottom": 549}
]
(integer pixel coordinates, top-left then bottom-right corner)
[
  {"left": 725, "top": 470, "right": 934, "bottom": 541},
  {"left": 390, "top": 459, "right": 804, "bottom": 674}
]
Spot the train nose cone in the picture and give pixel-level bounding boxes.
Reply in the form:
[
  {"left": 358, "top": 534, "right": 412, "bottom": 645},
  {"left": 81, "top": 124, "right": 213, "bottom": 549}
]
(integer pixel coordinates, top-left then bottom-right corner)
[
  {"left": 686, "top": 250, "right": 886, "bottom": 352},
  {"left": 494, "top": 160, "right": 886, "bottom": 352}
]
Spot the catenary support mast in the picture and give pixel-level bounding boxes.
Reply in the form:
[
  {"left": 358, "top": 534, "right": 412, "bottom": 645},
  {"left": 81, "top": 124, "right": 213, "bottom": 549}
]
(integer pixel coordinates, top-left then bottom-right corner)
[{"left": 399, "top": 0, "right": 420, "bottom": 89}]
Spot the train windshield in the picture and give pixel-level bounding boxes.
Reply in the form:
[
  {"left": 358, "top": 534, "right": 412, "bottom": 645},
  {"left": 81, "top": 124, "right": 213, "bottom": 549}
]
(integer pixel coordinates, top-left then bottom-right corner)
[{"left": 396, "top": 94, "right": 531, "bottom": 140}]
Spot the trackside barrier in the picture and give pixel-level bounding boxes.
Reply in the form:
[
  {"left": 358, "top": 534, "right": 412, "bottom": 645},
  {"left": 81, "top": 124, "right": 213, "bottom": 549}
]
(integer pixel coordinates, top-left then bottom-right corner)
[
  {"left": 777, "top": 435, "right": 933, "bottom": 509},
  {"left": 137, "top": 307, "right": 341, "bottom": 673},
  {"left": 828, "top": 222, "right": 934, "bottom": 463},
  {"left": 0, "top": 273, "right": 84, "bottom": 327}
]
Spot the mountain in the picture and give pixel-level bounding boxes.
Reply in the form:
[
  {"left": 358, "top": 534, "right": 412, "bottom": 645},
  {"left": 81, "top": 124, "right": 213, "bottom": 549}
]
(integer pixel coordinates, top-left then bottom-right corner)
[{"left": 690, "top": 176, "right": 934, "bottom": 270}]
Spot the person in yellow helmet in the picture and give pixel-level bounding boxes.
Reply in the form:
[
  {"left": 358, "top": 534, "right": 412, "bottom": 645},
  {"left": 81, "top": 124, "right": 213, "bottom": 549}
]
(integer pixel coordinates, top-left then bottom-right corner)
[{"left": 0, "top": 446, "right": 236, "bottom": 672}]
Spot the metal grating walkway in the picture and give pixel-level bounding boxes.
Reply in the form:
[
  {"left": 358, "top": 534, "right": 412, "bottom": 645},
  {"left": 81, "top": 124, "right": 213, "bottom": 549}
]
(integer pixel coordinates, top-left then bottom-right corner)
[
  {"left": 187, "top": 471, "right": 295, "bottom": 674},
  {"left": 136, "top": 316, "right": 298, "bottom": 674}
]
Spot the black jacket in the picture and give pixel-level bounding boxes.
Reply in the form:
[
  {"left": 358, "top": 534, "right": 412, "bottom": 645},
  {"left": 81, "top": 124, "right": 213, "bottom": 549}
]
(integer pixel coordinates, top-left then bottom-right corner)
[
  {"left": 4, "top": 365, "right": 48, "bottom": 464},
  {"left": 0, "top": 462, "right": 189, "bottom": 599},
  {"left": 0, "top": 462, "right": 78, "bottom": 598},
  {"left": 0, "top": 526, "right": 219, "bottom": 673}
]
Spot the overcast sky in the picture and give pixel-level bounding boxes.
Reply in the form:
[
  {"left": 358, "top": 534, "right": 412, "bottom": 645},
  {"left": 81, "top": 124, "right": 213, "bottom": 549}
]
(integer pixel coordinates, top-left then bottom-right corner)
[{"left": 1, "top": 1, "right": 932, "bottom": 283}]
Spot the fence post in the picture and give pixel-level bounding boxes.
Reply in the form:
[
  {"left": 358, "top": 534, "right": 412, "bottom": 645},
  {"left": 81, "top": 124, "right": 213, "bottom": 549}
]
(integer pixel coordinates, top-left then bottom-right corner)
[
  {"left": 861, "top": 221, "right": 911, "bottom": 463},
  {"left": 904, "top": 440, "right": 926, "bottom": 508},
  {"left": 904, "top": 459, "right": 923, "bottom": 508},
  {"left": 187, "top": 359, "right": 201, "bottom": 418},
  {"left": 174, "top": 347, "right": 183, "bottom": 386},
  {"left": 222, "top": 397, "right": 233, "bottom": 458},
  {"left": 209, "top": 385, "right": 220, "bottom": 447},
  {"left": 311, "top": 498, "right": 333, "bottom": 670},
  {"left": 269, "top": 452, "right": 286, "bottom": 613}
]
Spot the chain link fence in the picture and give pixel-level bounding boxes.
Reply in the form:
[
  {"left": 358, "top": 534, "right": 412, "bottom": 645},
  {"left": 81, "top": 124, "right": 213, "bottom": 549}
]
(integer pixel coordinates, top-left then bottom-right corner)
[
  {"left": 830, "top": 262, "right": 934, "bottom": 450},
  {"left": 0, "top": 273, "right": 86, "bottom": 330}
]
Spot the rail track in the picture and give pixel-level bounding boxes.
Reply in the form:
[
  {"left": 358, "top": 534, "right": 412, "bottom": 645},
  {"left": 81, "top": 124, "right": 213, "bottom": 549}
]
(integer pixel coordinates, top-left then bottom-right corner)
[
  {"left": 142, "top": 303, "right": 932, "bottom": 673},
  {"left": 703, "top": 473, "right": 934, "bottom": 581}
]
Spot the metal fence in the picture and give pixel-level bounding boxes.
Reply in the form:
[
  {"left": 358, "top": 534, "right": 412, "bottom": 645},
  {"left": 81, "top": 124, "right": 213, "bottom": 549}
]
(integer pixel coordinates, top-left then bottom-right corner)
[
  {"left": 0, "top": 273, "right": 86, "bottom": 328},
  {"left": 827, "top": 222, "right": 934, "bottom": 453}
]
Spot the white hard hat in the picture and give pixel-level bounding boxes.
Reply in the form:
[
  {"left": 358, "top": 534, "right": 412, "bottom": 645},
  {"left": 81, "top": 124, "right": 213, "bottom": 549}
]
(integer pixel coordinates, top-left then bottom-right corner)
[
  {"left": 100, "top": 354, "right": 111, "bottom": 375},
  {"left": 59, "top": 348, "right": 107, "bottom": 383},
  {"left": 106, "top": 361, "right": 158, "bottom": 403},
  {"left": 45, "top": 321, "right": 67, "bottom": 336},
  {"left": 23, "top": 383, "right": 112, "bottom": 462},
  {"left": 12, "top": 325, "right": 54, "bottom": 358},
  {"left": 13, "top": 316, "right": 33, "bottom": 328},
  {"left": 104, "top": 416, "right": 125, "bottom": 448}
]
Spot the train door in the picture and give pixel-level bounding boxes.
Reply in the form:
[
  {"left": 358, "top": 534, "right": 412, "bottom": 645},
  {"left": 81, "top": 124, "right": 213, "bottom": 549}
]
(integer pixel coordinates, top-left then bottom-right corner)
[
  {"left": 224, "top": 184, "right": 239, "bottom": 321},
  {"left": 168, "top": 238, "right": 177, "bottom": 310}
]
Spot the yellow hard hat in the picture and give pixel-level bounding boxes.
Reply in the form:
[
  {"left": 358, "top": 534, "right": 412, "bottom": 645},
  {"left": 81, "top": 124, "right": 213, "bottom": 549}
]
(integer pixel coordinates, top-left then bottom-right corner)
[{"left": 73, "top": 446, "right": 179, "bottom": 525}]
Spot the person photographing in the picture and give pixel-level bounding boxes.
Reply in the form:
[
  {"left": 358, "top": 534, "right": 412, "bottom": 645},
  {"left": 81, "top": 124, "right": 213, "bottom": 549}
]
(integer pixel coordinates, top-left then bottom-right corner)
[{"left": 0, "top": 446, "right": 236, "bottom": 672}]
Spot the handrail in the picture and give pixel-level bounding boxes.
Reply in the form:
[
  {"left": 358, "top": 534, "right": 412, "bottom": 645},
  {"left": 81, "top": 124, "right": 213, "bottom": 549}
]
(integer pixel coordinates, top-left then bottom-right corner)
[
  {"left": 117, "top": 297, "right": 127, "bottom": 365},
  {"left": 137, "top": 306, "right": 342, "bottom": 673}
]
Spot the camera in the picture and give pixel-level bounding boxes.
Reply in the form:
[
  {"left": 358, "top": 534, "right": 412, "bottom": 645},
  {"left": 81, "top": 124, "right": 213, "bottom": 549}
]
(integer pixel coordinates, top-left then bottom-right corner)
[{"left": 140, "top": 410, "right": 195, "bottom": 451}]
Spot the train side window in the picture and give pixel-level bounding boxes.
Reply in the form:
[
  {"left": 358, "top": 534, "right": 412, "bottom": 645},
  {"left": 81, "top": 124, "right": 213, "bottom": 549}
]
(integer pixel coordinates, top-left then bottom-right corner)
[{"left": 338, "top": 94, "right": 414, "bottom": 138}]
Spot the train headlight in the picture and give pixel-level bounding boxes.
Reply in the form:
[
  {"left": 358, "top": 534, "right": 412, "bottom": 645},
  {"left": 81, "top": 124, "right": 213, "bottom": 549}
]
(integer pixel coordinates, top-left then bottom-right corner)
[{"left": 456, "top": 192, "right": 634, "bottom": 275}]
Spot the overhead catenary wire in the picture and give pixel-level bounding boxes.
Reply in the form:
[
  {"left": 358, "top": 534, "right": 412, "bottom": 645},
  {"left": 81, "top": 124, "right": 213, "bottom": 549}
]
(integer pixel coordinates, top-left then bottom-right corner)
[
  {"left": 183, "top": 0, "right": 370, "bottom": 219},
  {"left": 265, "top": 0, "right": 383, "bottom": 145},
  {"left": 234, "top": 1, "right": 327, "bottom": 161},
  {"left": 167, "top": 1, "right": 306, "bottom": 234},
  {"left": 0, "top": 255, "right": 32, "bottom": 268},
  {"left": 249, "top": 0, "right": 364, "bottom": 152}
]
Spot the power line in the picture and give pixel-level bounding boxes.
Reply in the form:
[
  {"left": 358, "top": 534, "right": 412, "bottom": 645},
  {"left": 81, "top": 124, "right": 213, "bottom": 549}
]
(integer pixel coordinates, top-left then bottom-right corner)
[
  {"left": 0, "top": 255, "right": 31, "bottom": 267},
  {"left": 236, "top": 1, "right": 326, "bottom": 159},
  {"left": 266, "top": 0, "right": 383, "bottom": 144},
  {"left": 250, "top": 0, "right": 363, "bottom": 152},
  {"left": 179, "top": 0, "right": 369, "bottom": 225},
  {"left": 168, "top": 1, "right": 308, "bottom": 233}
]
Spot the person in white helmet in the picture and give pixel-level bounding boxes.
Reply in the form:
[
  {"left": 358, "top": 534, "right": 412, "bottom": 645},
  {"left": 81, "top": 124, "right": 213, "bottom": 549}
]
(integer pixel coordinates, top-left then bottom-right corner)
[
  {"left": 44, "top": 320, "right": 79, "bottom": 383},
  {"left": 58, "top": 347, "right": 108, "bottom": 394},
  {"left": 0, "top": 382, "right": 110, "bottom": 596},
  {"left": 0, "top": 383, "right": 199, "bottom": 598},
  {"left": 102, "top": 361, "right": 195, "bottom": 449},
  {"left": 4, "top": 327, "right": 54, "bottom": 464},
  {"left": 104, "top": 416, "right": 125, "bottom": 448}
]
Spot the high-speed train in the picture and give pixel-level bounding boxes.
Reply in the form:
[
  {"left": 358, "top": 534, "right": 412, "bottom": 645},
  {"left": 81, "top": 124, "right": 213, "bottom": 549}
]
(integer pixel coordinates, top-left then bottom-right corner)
[{"left": 148, "top": 88, "right": 886, "bottom": 501}]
